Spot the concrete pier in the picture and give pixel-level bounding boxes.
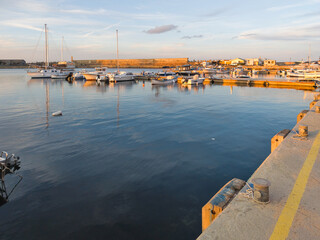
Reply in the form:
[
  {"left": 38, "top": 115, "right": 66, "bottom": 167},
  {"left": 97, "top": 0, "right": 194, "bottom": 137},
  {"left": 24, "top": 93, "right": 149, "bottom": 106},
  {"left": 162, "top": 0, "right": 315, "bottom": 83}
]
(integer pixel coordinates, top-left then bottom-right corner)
[
  {"left": 198, "top": 97, "right": 320, "bottom": 240},
  {"left": 212, "top": 78, "right": 317, "bottom": 90}
]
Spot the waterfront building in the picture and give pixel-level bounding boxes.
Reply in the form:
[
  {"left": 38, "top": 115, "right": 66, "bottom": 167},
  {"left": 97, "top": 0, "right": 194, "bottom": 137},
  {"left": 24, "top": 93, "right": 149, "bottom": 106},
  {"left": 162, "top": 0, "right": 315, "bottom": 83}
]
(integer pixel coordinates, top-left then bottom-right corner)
[
  {"left": 230, "top": 58, "right": 246, "bottom": 65},
  {"left": 264, "top": 59, "right": 276, "bottom": 66},
  {"left": 246, "top": 58, "right": 263, "bottom": 66}
]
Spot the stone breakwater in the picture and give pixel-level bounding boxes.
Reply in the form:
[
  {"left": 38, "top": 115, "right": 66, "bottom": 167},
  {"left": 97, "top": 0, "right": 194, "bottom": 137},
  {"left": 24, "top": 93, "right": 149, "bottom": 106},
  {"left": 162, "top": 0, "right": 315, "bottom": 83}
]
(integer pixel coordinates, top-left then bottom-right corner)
[{"left": 73, "top": 58, "right": 189, "bottom": 68}]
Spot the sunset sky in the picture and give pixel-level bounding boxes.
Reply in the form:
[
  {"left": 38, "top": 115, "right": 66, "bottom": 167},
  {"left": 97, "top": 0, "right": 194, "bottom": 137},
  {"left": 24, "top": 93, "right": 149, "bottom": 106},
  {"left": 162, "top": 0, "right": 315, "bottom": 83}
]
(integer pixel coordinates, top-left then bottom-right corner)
[{"left": 1, "top": 0, "right": 320, "bottom": 62}]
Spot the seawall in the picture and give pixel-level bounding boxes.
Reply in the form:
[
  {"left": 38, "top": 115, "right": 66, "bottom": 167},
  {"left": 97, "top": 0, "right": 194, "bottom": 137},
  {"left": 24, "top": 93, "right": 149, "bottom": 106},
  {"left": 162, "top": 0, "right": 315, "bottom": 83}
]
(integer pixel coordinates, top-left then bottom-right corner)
[
  {"left": 198, "top": 95, "right": 320, "bottom": 239},
  {"left": 73, "top": 58, "right": 189, "bottom": 68}
]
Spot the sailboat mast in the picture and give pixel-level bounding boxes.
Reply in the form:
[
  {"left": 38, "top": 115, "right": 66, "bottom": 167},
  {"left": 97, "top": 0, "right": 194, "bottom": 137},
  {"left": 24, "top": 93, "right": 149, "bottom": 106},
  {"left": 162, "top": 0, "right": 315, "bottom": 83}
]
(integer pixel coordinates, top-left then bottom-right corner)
[
  {"left": 116, "top": 30, "right": 119, "bottom": 73},
  {"left": 45, "top": 24, "right": 49, "bottom": 69},
  {"left": 61, "top": 36, "right": 64, "bottom": 62}
]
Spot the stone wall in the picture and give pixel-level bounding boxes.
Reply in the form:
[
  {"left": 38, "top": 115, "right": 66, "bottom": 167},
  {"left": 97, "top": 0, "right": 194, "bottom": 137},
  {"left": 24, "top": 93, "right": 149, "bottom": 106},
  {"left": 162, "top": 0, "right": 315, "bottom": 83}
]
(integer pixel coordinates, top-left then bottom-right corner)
[
  {"left": 73, "top": 58, "right": 189, "bottom": 68},
  {"left": 0, "top": 59, "right": 26, "bottom": 66}
]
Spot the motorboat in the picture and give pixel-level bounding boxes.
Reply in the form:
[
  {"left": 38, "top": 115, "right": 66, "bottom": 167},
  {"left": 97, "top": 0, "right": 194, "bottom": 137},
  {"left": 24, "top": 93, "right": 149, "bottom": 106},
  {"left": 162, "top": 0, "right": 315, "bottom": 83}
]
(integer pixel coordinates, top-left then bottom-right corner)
[
  {"left": 181, "top": 74, "right": 204, "bottom": 85},
  {"left": 236, "top": 75, "right": 251, "bottom": 79},
  {"left": 135, "top": 71, "right": 156, "bottom": 80},
  {"left": 157, "top": 71, "right": 177, "bottom": 79},
  {"left": 287, "top": 69, "right": 320, "bottom": 78},
  {"left": 151, "top": 75, "right": 176, "bottom": 85},
  {"left": 83, "top": 67, "right": 108, "bottom": 81},
  {"left": 108, "top": 71, "right": 135, "bottom": 82},
  {"left": 51, "top": 72, "right": 69, "bottom": 79}
]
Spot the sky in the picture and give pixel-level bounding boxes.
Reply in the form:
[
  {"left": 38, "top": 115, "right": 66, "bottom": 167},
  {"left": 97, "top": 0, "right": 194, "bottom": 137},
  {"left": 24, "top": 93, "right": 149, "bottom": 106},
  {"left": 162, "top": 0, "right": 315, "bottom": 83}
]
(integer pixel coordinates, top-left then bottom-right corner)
[{"left": 1, "top": 0, "right": 320, "bottom": 62}]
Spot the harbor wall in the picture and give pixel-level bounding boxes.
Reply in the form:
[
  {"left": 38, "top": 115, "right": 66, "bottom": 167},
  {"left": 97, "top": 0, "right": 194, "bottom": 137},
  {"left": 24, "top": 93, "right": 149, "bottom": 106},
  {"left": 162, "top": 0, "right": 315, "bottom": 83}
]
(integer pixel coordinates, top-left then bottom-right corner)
[
  {"left": 0, "top": 59, "right": 27, "bottom": 68},
  {"left": 198, "top": 95, "right": 320, "bottom": 239},
  {"left": 73, "top": 58, "right": 189, "bottom": 68}
]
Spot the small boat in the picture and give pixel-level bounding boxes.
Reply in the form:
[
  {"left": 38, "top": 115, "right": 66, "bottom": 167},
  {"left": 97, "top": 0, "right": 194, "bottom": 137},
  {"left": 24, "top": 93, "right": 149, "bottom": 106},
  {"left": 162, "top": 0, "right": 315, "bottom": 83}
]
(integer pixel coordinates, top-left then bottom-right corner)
[
  {"left": 182, "top": 75, "right": 204, "bottom": 85},
  {"left": 151, "top": 75, "right": 177, "bottom": 85},
  {"left": 108, "top": 71, "right": 135, "bottom": 82},
  {"left": 83, "top": 67, "right": 108, "bottom": 81},
  {"left": 135, "top": 71, "right": 156, "bottom": 80},
  {"left": 157, "top": 71, "right": 177, "bottom": 79},
  {"left": 287, "top": 69, "right": 320, "bottom": 78},
  {"left": 236, "top": 75, "right": 251, "bottom": 79},
  {"left": 51, "top": 72, "right": 69, "bottom": 79}
]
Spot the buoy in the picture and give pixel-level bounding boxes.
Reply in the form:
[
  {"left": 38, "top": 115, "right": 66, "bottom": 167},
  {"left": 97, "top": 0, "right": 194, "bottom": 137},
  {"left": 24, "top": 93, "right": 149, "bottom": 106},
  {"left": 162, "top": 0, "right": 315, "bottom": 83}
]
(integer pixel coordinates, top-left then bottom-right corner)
[{"left": 52, "top": 111, "right": 62, "bottom": 116}]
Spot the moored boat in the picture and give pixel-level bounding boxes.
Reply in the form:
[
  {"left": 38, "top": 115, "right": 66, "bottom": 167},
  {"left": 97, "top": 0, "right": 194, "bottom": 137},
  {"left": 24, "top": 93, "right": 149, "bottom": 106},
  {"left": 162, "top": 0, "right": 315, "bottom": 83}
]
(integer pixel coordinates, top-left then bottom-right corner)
[
  {"left": 83, "top": 67, "right": 108, "bottom": 81},
  {"left": 108, "top": 71, "right": 135, "bottom": 82}
]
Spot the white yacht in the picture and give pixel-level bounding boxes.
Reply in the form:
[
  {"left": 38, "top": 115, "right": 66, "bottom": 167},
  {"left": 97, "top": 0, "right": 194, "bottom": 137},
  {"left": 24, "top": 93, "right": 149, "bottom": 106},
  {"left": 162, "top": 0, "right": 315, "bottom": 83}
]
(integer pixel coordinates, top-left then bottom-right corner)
[
  {"left": 151, "top": 75, "right": 176, "bottom": 85},
  {"left": 182, "top": 75, "right": 204, "bottom": 85},
  {"left": 28, "top": 69, "right": 60, "bottom": 78},
  {"left": 27, "top": 24, "right": 59, "bottom": 79},
  {"left": 83, "top": 67, "right": 108, "bottom": 81},
  {"left": 287, "top": 69, "right": 320, "bottom": 78},
  {"left": 108, "top": 72, "right": 135, "bottom": 82}
]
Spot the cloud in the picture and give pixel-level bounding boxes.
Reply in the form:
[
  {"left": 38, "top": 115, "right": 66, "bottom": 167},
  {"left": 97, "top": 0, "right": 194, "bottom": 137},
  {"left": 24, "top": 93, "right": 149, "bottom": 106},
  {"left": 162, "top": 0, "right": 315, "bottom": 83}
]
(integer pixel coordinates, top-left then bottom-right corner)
[
  {"left": 237, "top": 23, "right": 320, "bottom": 41},
  {"left": 203, "top": 7, "right": 229, "bottom": 17},
  {"left": 83, "top": 23, "right": 121, "bottom": 37},
  {"left": 1, "top": 22, "right": 43, "bottom": 32},
  {"left": 182, "top": 35, "right": 203, "bottom": 39},
  {"left": 60, "top": 9, "right": 106, "bottom": 15},
  {"left": 144, "top": 25, "right": 177, "bottom": 34},
  {"left": 267, "top": 3, "right": 304, "bottom": 11}
]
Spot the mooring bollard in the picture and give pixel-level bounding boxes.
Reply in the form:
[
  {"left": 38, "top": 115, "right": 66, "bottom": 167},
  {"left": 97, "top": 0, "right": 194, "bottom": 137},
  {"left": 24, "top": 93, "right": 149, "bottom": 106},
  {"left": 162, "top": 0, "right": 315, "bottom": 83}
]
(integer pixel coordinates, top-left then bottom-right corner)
[
  {"left": 310, "top": 100, "right": 318, "bottom": 109},
  {"left": 315, "top": 106, "right": 320, "bottom": 113},
  {"left": 297, "top": 110, "right": 309, "bottom": 123},
  {"left": 299, "top": 125, "right": 308, "bottom": 137},
  {"left": 252, "top": 178, "right": 271, "bottom": 203},
  {"left": 314, "top": 94, "right": 320, "bottom": 101},
  {"left": 271, "top": 129, "right": 291, "bottom": 153}
]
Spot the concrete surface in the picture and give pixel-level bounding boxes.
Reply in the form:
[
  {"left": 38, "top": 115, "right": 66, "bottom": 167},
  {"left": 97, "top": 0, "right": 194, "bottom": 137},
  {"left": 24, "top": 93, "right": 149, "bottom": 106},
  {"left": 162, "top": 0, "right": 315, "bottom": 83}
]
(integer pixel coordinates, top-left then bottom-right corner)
[{"left": 198, "top": 99, "right": 320, "bottom": 240}]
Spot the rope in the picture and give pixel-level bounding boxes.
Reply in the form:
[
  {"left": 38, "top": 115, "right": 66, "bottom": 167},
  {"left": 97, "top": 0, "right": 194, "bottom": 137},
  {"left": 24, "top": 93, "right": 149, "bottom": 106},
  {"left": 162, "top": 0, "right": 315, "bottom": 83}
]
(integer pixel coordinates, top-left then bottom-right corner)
[
  {"left": 239, "top": 182, "right": 270, "bottom": 204},
  {"left": 291, "top": 129, "right": 308, "bottom": 141},
  {"left": 29, "top": 26, "right": 44, "bottom": 68},
  {"left": 1, "top": 165, "right": 23, "bottom": 200}
]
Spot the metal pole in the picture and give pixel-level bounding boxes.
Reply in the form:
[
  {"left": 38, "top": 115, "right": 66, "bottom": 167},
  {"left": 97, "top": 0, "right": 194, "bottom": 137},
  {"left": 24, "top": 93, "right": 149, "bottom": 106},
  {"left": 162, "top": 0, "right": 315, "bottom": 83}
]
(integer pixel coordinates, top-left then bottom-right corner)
[
  {"left": 61, "top": 36, "right": 64, "bottom": 62},
  {"left": 45, "top": 24, "right": 48, "bottom": 69},
  {"left": 116, "top": 30, "right": 119, "bottom": 73}
]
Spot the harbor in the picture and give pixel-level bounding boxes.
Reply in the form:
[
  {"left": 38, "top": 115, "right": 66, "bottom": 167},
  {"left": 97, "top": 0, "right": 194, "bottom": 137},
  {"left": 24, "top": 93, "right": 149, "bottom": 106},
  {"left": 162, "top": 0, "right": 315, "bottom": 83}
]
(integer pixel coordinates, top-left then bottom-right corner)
[
  {"left": 0, "top": 68, "right": 318, "bottom": 239},
  {"left": 2, "top": 0, "right": 320, "bottom": 238}
]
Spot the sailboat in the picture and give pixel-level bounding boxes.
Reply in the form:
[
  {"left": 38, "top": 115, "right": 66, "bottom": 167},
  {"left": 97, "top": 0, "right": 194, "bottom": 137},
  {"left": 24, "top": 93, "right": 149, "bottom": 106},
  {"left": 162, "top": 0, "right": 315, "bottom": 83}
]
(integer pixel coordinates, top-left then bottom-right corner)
[
  {"left": 27, "top": 24, "right": 62, "bottom": 78},
  {"left": 108, "top": 30, "right": 135, "bottom": 82}
]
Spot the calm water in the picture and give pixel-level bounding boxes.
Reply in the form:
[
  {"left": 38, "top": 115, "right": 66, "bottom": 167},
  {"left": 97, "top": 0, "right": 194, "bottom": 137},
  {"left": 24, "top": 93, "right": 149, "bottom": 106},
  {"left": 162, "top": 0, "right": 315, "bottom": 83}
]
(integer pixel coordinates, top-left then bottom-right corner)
[{"left": 0, "top": 69, "right": 316, "bottom": 240}]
